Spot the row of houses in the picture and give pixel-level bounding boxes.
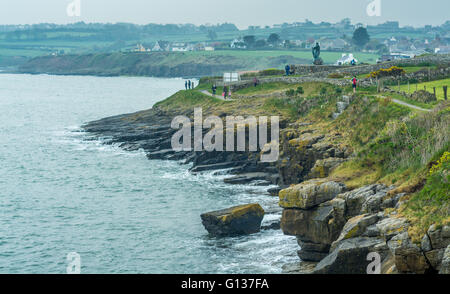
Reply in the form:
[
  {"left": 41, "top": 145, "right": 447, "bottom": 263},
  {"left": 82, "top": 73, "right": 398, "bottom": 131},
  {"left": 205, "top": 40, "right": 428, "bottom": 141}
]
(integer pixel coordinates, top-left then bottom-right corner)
[
  {"left": 134, "top": 41, "right": 215, "bottom": 52},
  {"left": 384, "top": 35, "right": 450, "bottom": 55}
]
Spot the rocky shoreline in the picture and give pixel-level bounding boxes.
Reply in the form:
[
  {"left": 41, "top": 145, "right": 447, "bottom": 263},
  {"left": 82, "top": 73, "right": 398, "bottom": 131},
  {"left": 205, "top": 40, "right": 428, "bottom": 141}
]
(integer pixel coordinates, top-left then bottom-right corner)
[
  {"left": 83, "top": 85, "right": 449, "bottom": 274},
  {"left": 83, "top": 107, "right": 282, "bottom": 186}
]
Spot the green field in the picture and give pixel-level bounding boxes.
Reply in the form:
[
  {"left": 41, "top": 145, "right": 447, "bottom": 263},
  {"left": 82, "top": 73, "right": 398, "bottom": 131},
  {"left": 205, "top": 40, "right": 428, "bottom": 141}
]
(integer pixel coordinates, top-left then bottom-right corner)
[
  {"left": 399, "top": 78, "right": 450, "bottom": 100},
  {"left": 187, "top": 50, "right": 378, "bottom": 64}
]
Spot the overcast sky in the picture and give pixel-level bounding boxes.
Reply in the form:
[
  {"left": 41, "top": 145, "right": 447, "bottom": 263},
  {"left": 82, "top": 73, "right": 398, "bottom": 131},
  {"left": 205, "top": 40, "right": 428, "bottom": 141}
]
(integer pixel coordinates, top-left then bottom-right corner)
[{"left": 0, "top": 0, "right": 449, "bottom": 28}]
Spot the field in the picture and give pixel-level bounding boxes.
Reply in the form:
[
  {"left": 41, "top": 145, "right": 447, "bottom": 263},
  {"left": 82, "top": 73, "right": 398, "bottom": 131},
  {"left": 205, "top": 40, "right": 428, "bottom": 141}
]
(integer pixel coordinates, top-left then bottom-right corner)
[
  {"left": 398, "top": 78, "right": 450, "bottom": 100},
  {"left": 187, "top": 50, "right": 379, "bottom": 64}
]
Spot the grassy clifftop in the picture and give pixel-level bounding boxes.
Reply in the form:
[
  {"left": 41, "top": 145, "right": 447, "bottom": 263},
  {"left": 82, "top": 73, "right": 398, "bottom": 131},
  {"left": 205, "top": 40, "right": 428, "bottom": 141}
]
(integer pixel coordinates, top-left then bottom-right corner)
[{"left": 154, "top": 76, "right": 449, "bottom": 243}]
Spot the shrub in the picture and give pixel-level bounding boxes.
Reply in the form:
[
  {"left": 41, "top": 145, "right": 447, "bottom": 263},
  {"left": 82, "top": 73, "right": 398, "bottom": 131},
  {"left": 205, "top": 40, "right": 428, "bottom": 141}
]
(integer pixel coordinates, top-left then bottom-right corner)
[
  {"left": 367, "top": 66, "right": 406, "bottom": 79},
  {"left": 320, "top": 87, "right": 327, "bottom": 95},
  {"left": 296, "top": 86, "right": 304, "bottom": 95},
  {"left": 328, "top": 72, "right": 344, "bottom": 79},
  {"left": 260, "top": 68, "right": 285, "bottom": 76},
  {"left": 241, "top": 68, "right": 285, "bottom": 78},
  {"left": 285, "top": 89, "right": 295, "bottom": 97}
]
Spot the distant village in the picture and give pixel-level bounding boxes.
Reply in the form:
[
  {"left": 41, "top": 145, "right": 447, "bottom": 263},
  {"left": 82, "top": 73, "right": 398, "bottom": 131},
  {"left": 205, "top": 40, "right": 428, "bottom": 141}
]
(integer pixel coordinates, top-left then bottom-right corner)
[
  {"left": 131, "top": 23, "right": 450, "bottom": 65},
  {"left": 40, "top": 20, "right": 450, "bottom": 66}
]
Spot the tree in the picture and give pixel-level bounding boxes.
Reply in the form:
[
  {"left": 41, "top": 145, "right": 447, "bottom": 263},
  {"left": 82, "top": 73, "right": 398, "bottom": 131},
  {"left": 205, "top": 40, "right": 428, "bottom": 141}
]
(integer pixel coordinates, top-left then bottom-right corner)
[
  {"left": 267, "top": 33, "right": 280, "bottom": 45},
  {"left": 243, "top": 35, "right": 256, "bottom": 48},
  {"left": 352, "top": 27, "right": 370, "bottom": 49},
  {"left": 283, "top": 40, "right": 291, "bottom": 48},
  {"left": 207, "top": 30, "right": 217, "bottom": 41}
]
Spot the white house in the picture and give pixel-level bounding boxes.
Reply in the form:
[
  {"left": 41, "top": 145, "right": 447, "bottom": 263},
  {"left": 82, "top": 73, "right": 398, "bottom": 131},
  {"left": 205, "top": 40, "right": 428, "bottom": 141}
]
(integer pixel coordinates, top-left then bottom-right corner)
[
  {"left": 336, "top": 53, "right": 358, "bottom": 65},
  {"left": 172, "top": 43, "right": 188, "bottom": 52},
  {"left": 152, "top": 42, "right": 163, "bottom": 52},
  {"left": 230, "top": 39, "right": 246, "bottom": 49}
]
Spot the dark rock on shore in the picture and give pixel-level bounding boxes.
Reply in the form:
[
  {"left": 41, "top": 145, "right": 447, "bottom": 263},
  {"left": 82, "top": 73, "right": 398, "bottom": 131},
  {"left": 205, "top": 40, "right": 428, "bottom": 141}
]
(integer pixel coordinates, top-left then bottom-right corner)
[
  {"left": 82, "top": 108, "right": 280, "bottom": 186},
  {"left": 313, "top": 237, "right": 389, "bottom": 274},
  {"left": 200, "top": 204, "right": 265, "bottom": 237}
]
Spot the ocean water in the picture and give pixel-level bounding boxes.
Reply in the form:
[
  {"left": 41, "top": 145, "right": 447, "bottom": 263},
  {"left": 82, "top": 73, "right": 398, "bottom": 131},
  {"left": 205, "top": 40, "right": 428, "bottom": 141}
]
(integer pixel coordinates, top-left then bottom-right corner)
[{"left": 0, "top": 74, "right": 298, "bottom": 274}]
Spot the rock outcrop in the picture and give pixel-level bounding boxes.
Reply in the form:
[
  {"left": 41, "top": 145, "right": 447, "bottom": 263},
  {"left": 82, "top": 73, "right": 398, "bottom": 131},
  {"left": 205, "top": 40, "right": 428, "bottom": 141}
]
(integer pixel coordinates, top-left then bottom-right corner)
[
  {"left": 439, "top": 245, "right": 450, "bottom": 274},
  {"left": 200, "top": 203, "right": 265, "bottom": 237},
  {"left": 279, "top": 178, "right": 450, "bottom": 274},
  {"left": 279, "top": 179, "right": 346, "bottom": 209},
  {"left": 278, "top": 127, "right": 350, "bottom": 186},
  {"left": 314, "top": 237, "right": 389, "bottom": 274},
  {"left": 279, "top": 180, "right": 347, "bottom": 261},
  {"left": 278, "top": 179, "right": 450, "bottom": 273}
]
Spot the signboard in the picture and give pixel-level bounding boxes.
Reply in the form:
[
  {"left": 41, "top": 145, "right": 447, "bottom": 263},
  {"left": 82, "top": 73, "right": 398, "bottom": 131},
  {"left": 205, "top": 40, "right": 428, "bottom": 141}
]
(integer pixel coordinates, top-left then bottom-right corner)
[{"left": 223, "top": 72, "right": 240, "bottom": 83}]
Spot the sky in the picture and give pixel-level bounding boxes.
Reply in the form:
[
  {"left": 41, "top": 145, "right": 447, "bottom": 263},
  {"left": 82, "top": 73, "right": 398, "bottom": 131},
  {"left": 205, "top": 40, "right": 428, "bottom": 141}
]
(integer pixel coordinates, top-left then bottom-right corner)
[{"left": 0, "top": 0, "right": 449, "bottom": 28}]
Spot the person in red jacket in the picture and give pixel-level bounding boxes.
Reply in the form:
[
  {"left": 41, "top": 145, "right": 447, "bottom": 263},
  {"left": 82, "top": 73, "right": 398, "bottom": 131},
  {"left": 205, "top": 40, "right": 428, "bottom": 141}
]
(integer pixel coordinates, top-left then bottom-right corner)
[{"left": 352, "top": 76, "right": 358, "bottom": 93}]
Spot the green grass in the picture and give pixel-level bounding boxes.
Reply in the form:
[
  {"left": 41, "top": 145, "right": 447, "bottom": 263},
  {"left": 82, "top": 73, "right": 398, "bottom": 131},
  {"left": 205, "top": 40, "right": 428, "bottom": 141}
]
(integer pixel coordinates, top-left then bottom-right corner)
[
  {"left": 400, "top": 150, "right": 450, "bottom": 243},
  {"left": 154, "top": 89, "right": 226, "bottom": 112},
  {"left": 385, "top": 92, "right": 437, "bottom": 110},
  {"left": 357, "top": 85, "right": 439, "bottom": 110},
  {"left": 400, "top": 66, "right": 437, "bottom": 73},
  {"left": 398, "top": 78, "right": 450, "bottom": 100},
  {"left": 186, "top": 50, "right": 378, "bottom": 64}
]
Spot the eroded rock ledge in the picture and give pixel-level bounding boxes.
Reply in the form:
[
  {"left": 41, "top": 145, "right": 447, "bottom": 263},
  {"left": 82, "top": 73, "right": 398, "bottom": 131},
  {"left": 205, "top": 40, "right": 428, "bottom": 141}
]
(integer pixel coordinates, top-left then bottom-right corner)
[{"left": 279, "top": 180, "right": 450, "bottom": 274}]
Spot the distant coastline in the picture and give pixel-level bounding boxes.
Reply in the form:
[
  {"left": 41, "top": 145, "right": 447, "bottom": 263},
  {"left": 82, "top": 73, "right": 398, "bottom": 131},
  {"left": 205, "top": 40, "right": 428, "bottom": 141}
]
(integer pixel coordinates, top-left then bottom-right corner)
[{"left": 12, "top": 50, "right": 382, "bottom": 78}]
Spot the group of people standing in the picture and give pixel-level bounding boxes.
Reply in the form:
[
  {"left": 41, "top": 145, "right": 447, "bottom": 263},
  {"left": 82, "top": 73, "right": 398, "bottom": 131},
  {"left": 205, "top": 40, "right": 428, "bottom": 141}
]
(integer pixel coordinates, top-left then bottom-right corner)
[
  {"left": 184, "top": 80, "right": 195, "bottom": 90},
  {"left": 211, "top": 84, "right": 232, "bottom": 100}
]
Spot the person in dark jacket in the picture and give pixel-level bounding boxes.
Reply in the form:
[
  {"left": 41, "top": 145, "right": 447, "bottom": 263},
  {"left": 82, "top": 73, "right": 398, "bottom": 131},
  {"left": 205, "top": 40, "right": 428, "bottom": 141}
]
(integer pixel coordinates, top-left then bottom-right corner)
[
  {"left": 285, "top": 65, "right": 291, "bottom": 76},
  {"left": 223, "top": 86, "right": 228, "bottom": 100},
  {"left": 185, "top": 81, "right": 188, "bottom": 90}
]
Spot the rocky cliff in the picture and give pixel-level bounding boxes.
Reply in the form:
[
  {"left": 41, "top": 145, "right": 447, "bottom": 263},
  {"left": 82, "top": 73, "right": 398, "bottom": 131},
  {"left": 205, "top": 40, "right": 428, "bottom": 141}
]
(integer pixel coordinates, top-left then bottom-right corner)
[{"left": 83, "top": 70, "right": 449, "bottom": 274}]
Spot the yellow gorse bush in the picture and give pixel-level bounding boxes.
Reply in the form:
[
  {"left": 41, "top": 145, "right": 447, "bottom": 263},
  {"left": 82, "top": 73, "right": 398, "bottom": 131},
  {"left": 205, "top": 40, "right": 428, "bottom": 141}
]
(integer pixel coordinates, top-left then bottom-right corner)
[
  {"left": 367, "top": 66, "right": 406, "bottom": 79},
  {"left": 429, "top": 151, "right": 450, "bottom": 175}
]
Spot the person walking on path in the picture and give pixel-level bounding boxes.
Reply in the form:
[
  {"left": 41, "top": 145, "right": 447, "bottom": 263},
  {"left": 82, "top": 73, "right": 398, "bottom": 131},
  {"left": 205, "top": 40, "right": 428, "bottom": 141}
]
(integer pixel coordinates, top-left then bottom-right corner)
[
  {"left": 191, "top": 81, "right": 195, "bottom": 89},
  {"left": 223, "top": 86, "right": 228, "bottom": 100},
  {"left": 185, "top": 81, "right": 188, "bottom": 90},
  {"left": 253, "top": 77, "right": 259, "bottom": 87},
  {"left": 212, "top": 84, "right": 217, "bottom": 96},
  {"left": 352, "top": 76, "right": 358, "bottom": 94},
  {"left": 188, "top": 80, "right": 191, "bottom": 90}
]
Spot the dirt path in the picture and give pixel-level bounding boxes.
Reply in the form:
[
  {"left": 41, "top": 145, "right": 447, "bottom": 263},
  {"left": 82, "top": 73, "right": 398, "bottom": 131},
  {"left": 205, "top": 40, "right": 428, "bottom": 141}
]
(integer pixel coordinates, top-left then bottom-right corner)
[
  {"left": 378, "top": 95, "right": 431, "bottom": 112},
  {"left": 200, "top": 90, "right": 234, "bottom": 101}
]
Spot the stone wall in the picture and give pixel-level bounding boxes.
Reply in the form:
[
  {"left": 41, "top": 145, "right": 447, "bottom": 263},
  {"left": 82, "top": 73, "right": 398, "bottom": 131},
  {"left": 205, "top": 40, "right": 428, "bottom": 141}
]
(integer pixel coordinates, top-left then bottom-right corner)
[
  {"left": 287, "top": 65, "right": 342, "bottom": 75},
  {"left": 290, "top": 54, "right": 450, "bottom": 78}
]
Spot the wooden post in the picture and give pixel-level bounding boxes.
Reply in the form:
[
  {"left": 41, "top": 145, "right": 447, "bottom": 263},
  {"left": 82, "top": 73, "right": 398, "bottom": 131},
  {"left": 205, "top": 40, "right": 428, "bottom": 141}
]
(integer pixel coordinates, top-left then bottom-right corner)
[
  {"left": 444, "top": 86, "right": 448, "bottom": 100},
  {"left": 398, "top": 80, "right": 400, "bottom": 92},
  {"left": 433, "top": 87, "right": 436, "bottom": 98},
  {"left": 408, "top": 81, "right": 410, "bottom": 93}
]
